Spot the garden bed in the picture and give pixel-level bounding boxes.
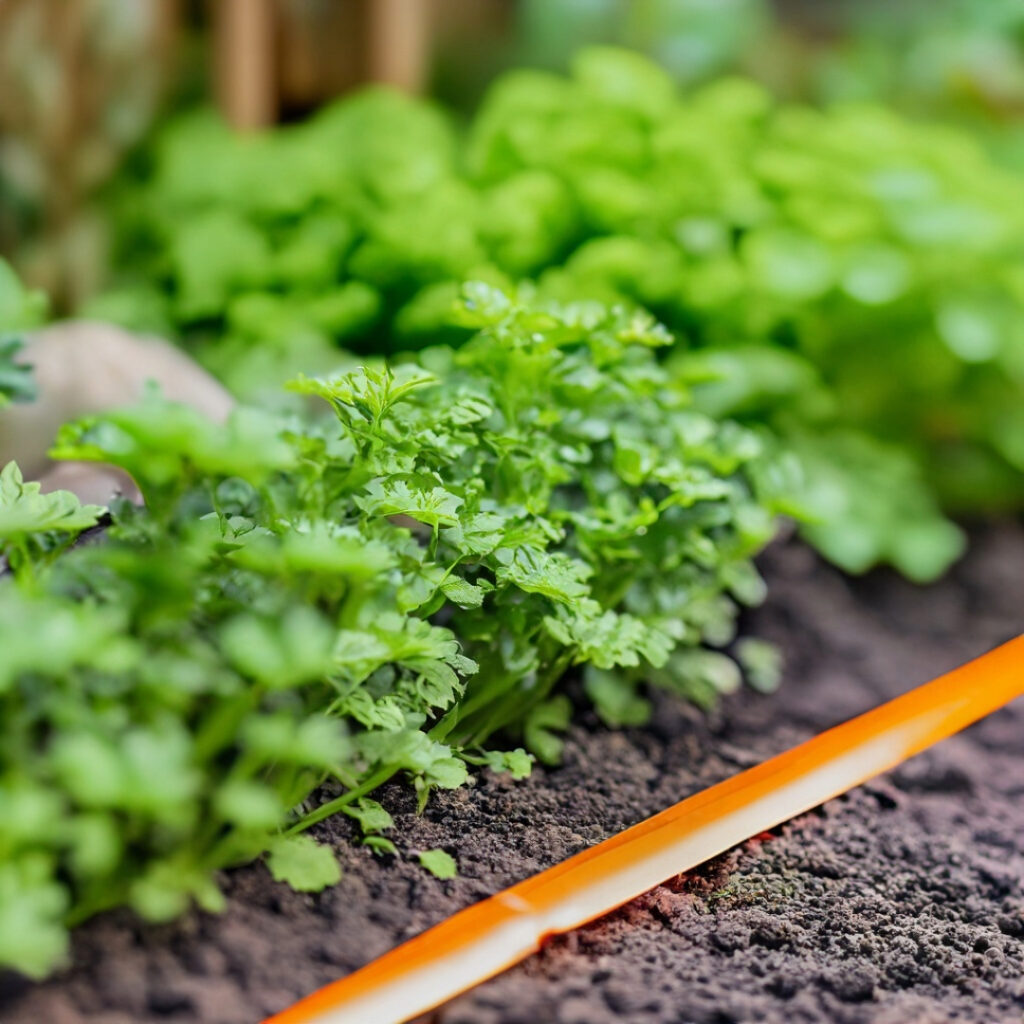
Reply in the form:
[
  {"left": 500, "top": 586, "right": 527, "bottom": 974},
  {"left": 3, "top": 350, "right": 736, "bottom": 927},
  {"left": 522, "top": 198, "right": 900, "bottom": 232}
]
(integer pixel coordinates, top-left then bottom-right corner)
[{"left": 2, "top": 524, "right": 1022, "bottom": 1024}]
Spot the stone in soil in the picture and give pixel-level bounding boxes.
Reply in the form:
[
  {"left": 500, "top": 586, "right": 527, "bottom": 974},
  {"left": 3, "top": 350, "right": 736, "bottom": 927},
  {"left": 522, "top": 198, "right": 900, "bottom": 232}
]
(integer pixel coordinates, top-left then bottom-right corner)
[{"left": 1, "top": 525, "right": 1022, "bottom": 1024}]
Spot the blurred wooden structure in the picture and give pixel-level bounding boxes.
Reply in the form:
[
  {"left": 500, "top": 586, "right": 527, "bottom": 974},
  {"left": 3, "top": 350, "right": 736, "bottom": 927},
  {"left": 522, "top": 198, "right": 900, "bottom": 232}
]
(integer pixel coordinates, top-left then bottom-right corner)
[
  {"left": 213, "top": 0, "right": 511, "bottom": 130},
  {"left": 0, "top": 0, "right": 511, "bottom": 306},
  {"left": 0, "top": 0, "right": 181, "bottom": 309}
]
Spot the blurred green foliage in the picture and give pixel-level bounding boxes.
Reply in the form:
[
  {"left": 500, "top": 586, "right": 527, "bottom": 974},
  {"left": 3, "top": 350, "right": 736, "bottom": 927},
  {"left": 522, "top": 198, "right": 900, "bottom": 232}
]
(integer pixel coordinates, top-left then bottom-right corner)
[
  {"left": 92, "top": 50, "right": 1024, "bottom": 578},
  {"left": 437, "top": 0, "right": 1024, "bottom": 171},
  {"left": 511, "top": 1, "right": 1024, "bottom": 133},
  {"left": 514, "top": 0, "right": 768, "bottom": 86},
  {"left": 0, "top": 258, "right": 46, "bottom": 408},
  {"left": 791, "top": 1, "right": 1024, "bottom": 145}
]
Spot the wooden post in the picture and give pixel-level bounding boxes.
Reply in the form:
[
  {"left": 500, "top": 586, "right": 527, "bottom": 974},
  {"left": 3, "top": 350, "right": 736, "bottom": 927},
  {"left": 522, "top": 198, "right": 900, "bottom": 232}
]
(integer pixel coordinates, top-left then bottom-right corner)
[
  {"left": 369, "top": 0, "right": 432, "bottom": 93},
  {"left": 213, "top": 0, "right": 277, "bottom": 130}
]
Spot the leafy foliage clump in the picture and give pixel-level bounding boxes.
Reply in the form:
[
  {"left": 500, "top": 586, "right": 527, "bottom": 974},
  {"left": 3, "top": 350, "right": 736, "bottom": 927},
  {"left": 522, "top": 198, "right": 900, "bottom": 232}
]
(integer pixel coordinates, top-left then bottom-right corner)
[
  {"left": 0, "top": 258, "right": 46, "bottom": 408},
  {"left": 0, "top": 286, "right": 783, "bottom": 978},
  {"left": 93, "top": 50, "right": 1024, "bottom": 578}
]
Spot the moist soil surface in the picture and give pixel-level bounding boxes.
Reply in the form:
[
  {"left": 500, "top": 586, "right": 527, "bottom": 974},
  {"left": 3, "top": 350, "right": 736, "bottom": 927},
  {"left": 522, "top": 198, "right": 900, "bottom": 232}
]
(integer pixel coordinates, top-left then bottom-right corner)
[{"left": 2, "top": 525, "right": 1023, "bottom": 1024}]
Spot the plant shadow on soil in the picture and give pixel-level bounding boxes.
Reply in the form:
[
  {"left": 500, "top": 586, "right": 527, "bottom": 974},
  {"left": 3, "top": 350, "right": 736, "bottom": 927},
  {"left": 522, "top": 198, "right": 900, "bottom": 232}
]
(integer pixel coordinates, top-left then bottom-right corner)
[{"left": 2, "top": 525, "right": 1023, "bottom": 1024}]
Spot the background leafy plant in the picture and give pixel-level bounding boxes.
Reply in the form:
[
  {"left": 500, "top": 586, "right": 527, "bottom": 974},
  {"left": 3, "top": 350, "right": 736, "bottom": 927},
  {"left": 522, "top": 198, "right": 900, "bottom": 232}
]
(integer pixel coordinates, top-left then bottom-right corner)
[
  {"left": 0, "top": 258, "right": 45, "bottom": 408},
  {"left": 0, "top": 286, "right": 783, "bottom": 978},
  {"left": 89, "top": 50, "right": 1024, "bottom": 579}
]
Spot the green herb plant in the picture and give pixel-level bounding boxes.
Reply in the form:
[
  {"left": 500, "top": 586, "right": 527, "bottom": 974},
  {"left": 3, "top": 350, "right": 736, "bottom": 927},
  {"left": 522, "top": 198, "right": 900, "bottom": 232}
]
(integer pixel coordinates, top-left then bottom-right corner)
[{"left": 0, "top": 285, "right": 784, "bottom": 978}]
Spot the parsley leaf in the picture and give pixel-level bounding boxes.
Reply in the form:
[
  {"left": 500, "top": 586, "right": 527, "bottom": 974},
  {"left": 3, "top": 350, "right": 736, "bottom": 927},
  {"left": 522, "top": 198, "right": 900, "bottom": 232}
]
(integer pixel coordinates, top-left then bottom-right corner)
[
  {"left": 266, "top": 836, "right": 342, "bottom": 892},
  {"left": 418, "top": 849, "right": 458, "bottom": 880}
]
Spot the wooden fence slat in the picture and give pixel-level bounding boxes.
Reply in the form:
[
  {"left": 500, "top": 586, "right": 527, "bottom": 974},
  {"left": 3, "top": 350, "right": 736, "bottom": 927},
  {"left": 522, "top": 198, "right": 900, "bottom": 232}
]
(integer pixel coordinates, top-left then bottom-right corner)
[
  {"left": 369, "top": 0, "right": 432, "bottom": 93},
  {"left": 214, "top": 0, "right": 277, "bottom": 130}
]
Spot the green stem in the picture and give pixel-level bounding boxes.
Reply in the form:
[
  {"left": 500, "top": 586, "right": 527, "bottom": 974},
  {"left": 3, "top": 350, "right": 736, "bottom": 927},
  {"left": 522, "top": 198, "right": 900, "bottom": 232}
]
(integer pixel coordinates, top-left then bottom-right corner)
[
  {"left": 445, "top": 646, "right": 575, "bottom": 748},
  {"left": 12, "top": 540, "right": 37, "bottom": 591},
  {"left": 65, "top": 883, "right": 129, "bottom": 928},
  {"left": 284, "top": 763, "right": 398, "bottom": 835}
]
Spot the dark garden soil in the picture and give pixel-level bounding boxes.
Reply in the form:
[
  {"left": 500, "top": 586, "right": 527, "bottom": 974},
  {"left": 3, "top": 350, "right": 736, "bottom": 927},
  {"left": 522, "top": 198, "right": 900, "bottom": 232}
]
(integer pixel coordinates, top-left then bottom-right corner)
[{"left": 2, "top": 524, "right": 1023, "bottom": 1024}]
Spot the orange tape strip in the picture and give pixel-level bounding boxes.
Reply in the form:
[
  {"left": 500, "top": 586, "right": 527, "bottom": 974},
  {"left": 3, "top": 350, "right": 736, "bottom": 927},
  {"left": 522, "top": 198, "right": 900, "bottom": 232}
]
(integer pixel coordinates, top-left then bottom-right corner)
[{"left": 267, "top": 634, "right": 1024, "bottom": 1024}]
